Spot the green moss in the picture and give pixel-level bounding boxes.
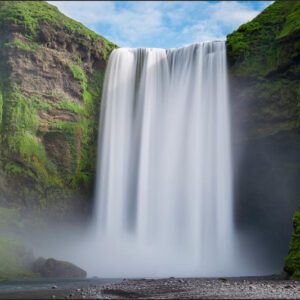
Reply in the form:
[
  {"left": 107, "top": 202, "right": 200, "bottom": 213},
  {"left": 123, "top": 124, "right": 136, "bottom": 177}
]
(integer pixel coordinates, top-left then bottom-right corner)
[
  {"left": 0, "top": 235, "right": 36, "bottom": 280},
  {"left": 0, "top": 0, "right": 117, "bottom": 223},
  {"left": 227, "top": 0, "right": 300, "bottom": 138},
  {"left": 50, "top": 120, "right": 77, "bottom": 135},
  {"left": 0, "top": 90, "right": 2, "bottom": 132},
  {"left": 55, "top": 69, "right": 105, "bottom": 191},
  {"left": 4, "top": 38, "right": 40, "bottom": 52},
  {"left": 0, "top": 1, "right": 98, "bottom": 40},
  {"left": 3, "top": 161, "right": 35, "bottom": 182},
  {"left": 4, "top": 161, "right": 23, "bottom": 174},
  {"left": 1, "top": 84, "right": 62, "bottom": 188},
  {"left": 19, "top": 132, "right": 46, "bottom": 163},
  {"left": 74, "top": 56, "right": 82, "bottom": 65},
  {"left": 68, "top": 64, "right": 87, "bottom": 92},
  {"left": 284, "top": 208, "right": 300, "bottom": 279},
  {"left": 63, "top": 65, "right": 105, "bottom": 190},
  {"left": 2, "top": 84, "right": 39, "bottom": 153},
  {"left": 293, "top": 270, "right": 300, "bottom": 278},
  {"left": 101, "top": 36, "right": 118, "bottom": 60},
  {"left": 227, "top": 1, "right": 300, "bottom": 77},
  {"left": 0, "top": 1, "right": 118, "bottom": 63},
  {"left": 56, "top": 99, "right": 83, "bottom": 114},
  {"left": 35, "top": 100, "right": 52, "bottom": 112},
  {"left": 277, "top": 7, "right": 300, "bottom": 40},
  {"left": 297, "top": 87, "right": 300, "bottom": 119},
  {"left": 0, "top": 206, "right": 24, "bottom": 230},
  {"left": 239, "top": 21, "right": 261, "bottom": 33}
]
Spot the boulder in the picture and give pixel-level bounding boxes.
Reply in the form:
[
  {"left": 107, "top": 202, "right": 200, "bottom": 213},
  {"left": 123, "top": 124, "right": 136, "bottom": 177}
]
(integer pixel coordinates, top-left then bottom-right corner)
[
  {"left": 32, "top": 257, "right": 46, "bottom": 273},
  {"left": 32, "top": 257, "right": 87, "bottom": 278}
]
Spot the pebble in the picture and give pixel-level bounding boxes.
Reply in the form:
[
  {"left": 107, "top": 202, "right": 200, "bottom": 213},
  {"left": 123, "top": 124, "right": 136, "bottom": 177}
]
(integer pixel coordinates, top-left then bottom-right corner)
[{"left": 47, "top": 278, "right": 300, "bottom": 299}]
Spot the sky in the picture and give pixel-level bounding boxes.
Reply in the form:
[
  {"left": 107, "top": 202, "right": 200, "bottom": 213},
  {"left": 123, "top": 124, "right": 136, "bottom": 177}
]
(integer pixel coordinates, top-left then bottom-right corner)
[{"left": 51, "top": 1, "right": 272, "bottom": 49}]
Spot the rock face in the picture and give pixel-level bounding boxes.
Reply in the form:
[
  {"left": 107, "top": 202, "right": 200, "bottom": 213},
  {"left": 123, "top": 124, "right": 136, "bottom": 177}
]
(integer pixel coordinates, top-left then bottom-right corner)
[
  {"left": 227, "top": 1, "right": 300, "bottom": 277},
  {"left": 0, "top": 1, "right": 117, "bottom": 222},
  {"left": 285, "top": 210, "right": 300, "bottom": 279},
  {"left": 32, "top": 257, "right": 87, "bottom": 278},
  {"left": 0, "top": 0, "right": 299, "bottom": 280}
]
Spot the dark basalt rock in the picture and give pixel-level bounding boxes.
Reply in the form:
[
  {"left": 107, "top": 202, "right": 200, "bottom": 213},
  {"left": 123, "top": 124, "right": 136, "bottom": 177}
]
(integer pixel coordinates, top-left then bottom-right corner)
[
  {"left": 32, "top": 257, "right": 87, "bottom": 278},
  {"left": 31, "top": 256, "right": 47, "bottom": 274},
  {"left": 0, "top": 1, "right": 118, "bottom": 224},
  {"left": 227, "top": 1, "right": 300, "bottom": 278}
]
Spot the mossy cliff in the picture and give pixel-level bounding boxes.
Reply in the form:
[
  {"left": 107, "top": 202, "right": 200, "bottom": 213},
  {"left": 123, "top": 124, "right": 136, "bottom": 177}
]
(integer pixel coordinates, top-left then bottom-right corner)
[
  {"left": 227, "top": 1, "right": 300, "bottom": 278},
  {"left": 285, "top": 209, "right": 300, "bottom": 279},
  {"left": 0, "top": 1, "right": 117, "bottom": 225}
]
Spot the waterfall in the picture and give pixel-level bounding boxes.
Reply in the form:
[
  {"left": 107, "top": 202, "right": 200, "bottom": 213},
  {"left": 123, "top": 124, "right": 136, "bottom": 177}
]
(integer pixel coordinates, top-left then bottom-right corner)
[{"left": 93, "top": 41, "right": 235, "bottom": 277}]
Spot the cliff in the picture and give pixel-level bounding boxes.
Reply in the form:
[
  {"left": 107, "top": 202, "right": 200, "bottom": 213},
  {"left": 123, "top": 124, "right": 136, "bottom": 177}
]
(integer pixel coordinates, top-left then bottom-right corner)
[
  {"left": 285, "top": 210, "right": 300, "bottom": 278},
  {"left": 0, "top": 1, "right": 117, "bottom": 225},
  {"left": 0, "top": 0, "right": 299, "bottom": 280},
  {"left": 227, "top": 1, "right": 300, "bottom": 278}
]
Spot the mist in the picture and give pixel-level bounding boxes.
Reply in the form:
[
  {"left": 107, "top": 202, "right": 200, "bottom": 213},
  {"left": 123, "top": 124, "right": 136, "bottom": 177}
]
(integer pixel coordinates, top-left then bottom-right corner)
[{"left": 17, "top": 41, "right": 298, "bottom": 279}]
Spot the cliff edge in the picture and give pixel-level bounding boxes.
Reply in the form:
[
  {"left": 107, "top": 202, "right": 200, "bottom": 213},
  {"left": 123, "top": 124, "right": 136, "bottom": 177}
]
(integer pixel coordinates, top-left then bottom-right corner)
[
  {"left": 0, "top": 1, "right": 117, "bottom": 223},
  {"left": 227, "top": 0, "right": 300, "bottom": 278}
]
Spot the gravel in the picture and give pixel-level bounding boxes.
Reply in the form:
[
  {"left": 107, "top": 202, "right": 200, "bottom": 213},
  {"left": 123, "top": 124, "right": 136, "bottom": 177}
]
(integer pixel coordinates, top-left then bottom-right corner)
[
  {"left": 2, "top": 277, "right": 299, "bottom": 299},
  {"left": 69, "top": 277, "right": 300, "bottom": 299}
]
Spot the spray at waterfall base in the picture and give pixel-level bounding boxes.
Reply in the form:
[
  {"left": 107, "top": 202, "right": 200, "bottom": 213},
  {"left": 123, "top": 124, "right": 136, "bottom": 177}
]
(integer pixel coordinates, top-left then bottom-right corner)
[{"left": 34, "top": 43, "right": 281, "bottom": 278}]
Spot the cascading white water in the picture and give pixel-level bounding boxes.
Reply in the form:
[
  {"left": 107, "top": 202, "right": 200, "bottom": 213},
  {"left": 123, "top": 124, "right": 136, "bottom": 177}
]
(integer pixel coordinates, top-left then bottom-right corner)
[{"left": 93, "top": 41, "right": 235, "bottom": 277}]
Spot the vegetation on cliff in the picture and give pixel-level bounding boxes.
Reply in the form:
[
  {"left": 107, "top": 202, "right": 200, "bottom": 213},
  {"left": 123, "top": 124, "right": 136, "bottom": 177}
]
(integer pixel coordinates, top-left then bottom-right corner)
[
  {"left": 0, "top": 1, "right": 117, "bottom": 223},
  {"left": 0, "top": 0, "right": 299, "bottom": 281},
  {"left": 227, "top": 1, "right": 300, "bottom": 139},
  {"left": 227, "top": 1, "right": 300, "bottom": 78},
  {"left": 227, "top": 1, "right": 300, "bottom": 279},
  {"left": 285, "top": 209, "right": 300, "bottom": 278},
  {"left": 0, "top": 235, "right": 36, "bottom": 280},
  {"left": 0, "top": 1, "right": 118, "bottom": 279}
]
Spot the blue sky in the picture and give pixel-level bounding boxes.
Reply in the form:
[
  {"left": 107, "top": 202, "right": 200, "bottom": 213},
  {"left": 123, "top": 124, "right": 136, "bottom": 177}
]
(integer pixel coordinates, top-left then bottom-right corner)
[{"left": 51, "top": 1, "right": 272, "bottom": 48}]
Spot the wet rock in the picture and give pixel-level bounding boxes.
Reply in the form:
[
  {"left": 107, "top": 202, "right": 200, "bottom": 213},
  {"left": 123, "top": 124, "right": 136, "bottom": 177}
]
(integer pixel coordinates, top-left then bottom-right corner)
[
  {"left": 32, "top": 257, "right": 47, "bottom": 273},
  {"left": 32, "top": 257, "right": 87, "bottom": 278}
]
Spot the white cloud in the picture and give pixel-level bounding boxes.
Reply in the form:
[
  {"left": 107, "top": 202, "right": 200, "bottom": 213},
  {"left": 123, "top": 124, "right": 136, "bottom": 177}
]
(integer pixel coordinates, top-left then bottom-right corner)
[
  {"left": 51, "top": 1, "right": 167, "bottom": 47},
  {"left": 50, "top": 1, "right": 272, "bottom": 48},
  {"left": 181, "top": 1, "right": 263, "bottom": 44},
  {"left": 211, "top": 2, "right": 261, "bottom": 27}
]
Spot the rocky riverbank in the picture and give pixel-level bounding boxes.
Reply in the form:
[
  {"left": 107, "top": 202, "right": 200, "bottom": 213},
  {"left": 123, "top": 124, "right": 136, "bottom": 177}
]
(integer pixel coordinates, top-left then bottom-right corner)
[{"left": 1, "top": 277, "right": 300, "bottom": 299}]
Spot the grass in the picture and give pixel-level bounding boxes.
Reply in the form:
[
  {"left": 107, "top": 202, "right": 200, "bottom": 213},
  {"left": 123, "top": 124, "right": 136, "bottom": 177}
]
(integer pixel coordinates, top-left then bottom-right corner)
[
  {"left": 1, "top": 84, "right": 62, "bottom": 187},
  {"left": 68, "top": 64, "right": 87, "bottom": 92},
  {"left": 0, "top": 1, "right": 98, "bottom": 40},
  {"left": 227, "top": 1, "right": 300, "bottom": 77},
  {"left": 4, "top": 38, "right": 40, "bottom": 52},
  {"left": 284, "top": 208, "right": 300, "bottom": 279},
  {"left": 0, "top": 90, "right": 2, "bottom": 131},
  {"left": 56, "top": 99, "right": 83, "bottom": 114},
  {"left": 0, "top": 0, "right": 116, "bottom": 224},
  {"left": 0, "top": 206, "right": 24, "bottom": 230},
  {"left": 0, "top": 235, "right": 37, "bottom": 280}
]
